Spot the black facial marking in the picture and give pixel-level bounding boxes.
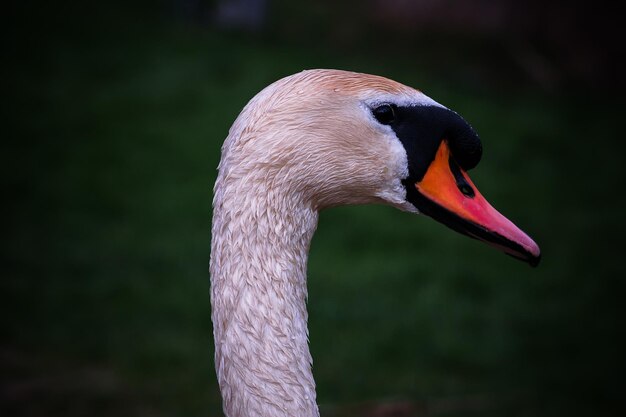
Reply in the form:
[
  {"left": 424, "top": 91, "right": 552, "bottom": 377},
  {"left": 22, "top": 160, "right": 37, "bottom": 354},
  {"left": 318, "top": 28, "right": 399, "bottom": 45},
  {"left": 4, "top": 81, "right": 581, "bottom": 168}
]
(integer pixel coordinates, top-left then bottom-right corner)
[{"left": 380, "top": 105, "right": 482, "bottom": 182}]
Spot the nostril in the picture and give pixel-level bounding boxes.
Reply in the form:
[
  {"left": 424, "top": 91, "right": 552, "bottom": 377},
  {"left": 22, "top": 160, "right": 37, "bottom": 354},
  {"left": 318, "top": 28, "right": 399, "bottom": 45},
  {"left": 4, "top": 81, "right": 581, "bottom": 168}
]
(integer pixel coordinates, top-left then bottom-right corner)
[
  {"left": 448, "top": 155, "right": 475, "bottom": 198},
  {"left": 458, "top": 182, "right": 475, "bottom": 198}
]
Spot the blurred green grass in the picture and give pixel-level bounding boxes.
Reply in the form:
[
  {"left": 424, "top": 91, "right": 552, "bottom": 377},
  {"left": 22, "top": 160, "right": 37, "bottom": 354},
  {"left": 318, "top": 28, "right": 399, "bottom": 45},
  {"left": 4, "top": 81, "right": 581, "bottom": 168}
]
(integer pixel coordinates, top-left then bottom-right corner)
[{"left": 3, "top": 7, "right": 626, "bottom": 417}]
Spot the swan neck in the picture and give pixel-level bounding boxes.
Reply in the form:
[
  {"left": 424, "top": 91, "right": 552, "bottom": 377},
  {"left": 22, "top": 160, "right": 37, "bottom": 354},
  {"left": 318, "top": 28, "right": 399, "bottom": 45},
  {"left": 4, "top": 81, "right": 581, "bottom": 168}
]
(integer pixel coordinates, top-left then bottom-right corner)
[{"left": 210, "top": 187, "right": 319, "bottom": 417}]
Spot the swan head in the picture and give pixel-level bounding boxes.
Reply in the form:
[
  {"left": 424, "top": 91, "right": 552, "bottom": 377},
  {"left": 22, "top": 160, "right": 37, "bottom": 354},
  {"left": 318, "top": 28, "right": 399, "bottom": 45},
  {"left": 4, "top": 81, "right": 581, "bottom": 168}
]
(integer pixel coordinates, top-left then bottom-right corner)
[{"left": 220, "top": 69, "right": 540, "bottom": 266}]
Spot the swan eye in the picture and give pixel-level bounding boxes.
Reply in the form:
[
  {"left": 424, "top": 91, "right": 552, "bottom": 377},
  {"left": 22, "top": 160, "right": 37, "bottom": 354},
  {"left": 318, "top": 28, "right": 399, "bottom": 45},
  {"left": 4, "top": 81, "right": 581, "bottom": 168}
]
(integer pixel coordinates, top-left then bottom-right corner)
[{"left": 372, "top": 104, "right": 397, "bottom": 125}]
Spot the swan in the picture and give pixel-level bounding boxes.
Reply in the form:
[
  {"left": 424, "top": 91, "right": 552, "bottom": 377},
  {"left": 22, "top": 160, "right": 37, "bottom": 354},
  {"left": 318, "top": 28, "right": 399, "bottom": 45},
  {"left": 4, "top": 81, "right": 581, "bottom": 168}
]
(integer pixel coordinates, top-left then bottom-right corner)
[{"left": 210, "top": 69, "right": 540, "bottom": 417}]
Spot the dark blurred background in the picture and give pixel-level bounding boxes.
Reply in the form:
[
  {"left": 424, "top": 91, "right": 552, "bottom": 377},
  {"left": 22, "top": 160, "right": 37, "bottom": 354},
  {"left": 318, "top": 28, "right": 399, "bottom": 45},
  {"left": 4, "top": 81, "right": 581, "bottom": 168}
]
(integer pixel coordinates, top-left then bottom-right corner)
[{"left": 3, "top": 1, "right": 625, "bottom": 416}]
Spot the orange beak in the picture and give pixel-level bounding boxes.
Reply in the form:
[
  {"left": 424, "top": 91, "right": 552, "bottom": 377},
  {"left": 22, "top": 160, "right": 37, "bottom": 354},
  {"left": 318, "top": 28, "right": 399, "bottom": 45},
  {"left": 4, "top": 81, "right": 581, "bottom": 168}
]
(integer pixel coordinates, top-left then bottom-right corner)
[{"left": 413, "top": 141, "right": 541, "bottom": 266}]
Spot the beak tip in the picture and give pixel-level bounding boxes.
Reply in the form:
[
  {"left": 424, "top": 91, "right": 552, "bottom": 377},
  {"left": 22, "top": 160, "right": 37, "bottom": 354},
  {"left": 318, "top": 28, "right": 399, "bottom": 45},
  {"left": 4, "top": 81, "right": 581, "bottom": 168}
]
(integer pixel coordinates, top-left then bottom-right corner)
[
  {"left": 506, "top": 249, "right": 541, "bottom": 267},
  {"left": 527, "top": 239, "right": 541, "bottom": 267},
  {"left": 522, "top": 239, "right": 541, "bottom": 267},
  {"left": 528, "top": 253, "right": 541, "bottom": 267}
]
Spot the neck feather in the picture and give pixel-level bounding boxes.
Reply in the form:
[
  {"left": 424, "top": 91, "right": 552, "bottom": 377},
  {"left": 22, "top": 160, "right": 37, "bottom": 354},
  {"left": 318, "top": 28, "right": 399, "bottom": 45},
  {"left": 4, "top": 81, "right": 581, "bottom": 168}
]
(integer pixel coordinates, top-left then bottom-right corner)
[{"left": 210, "top": 174, "right": 320, "bottom": 417}]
